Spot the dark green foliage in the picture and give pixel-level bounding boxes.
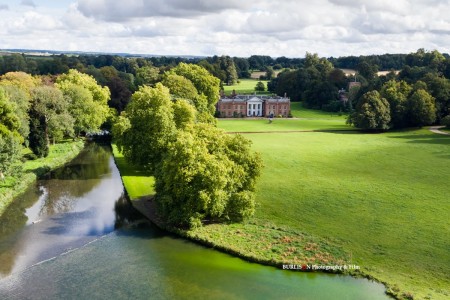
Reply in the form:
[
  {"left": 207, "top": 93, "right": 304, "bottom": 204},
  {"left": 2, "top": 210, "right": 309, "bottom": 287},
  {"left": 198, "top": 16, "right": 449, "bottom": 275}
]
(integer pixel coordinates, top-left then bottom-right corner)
[
  {"left": 255, "top": 81, "right": 265, "bottom": 91},
  {"left": 407, "top": 89, "right": 436, "bottom": 127},
  {"left": 28, "top": 108, "right": 49, "bottom": 157},
  {"left": 441, "top": 115, "right": 450, "bottom": 128},
  {"left": 380, "top": 80, "right": 411, "bottom": 128},
  {"left": 348, "top": 90, "right": 391, "bottom": 130}
]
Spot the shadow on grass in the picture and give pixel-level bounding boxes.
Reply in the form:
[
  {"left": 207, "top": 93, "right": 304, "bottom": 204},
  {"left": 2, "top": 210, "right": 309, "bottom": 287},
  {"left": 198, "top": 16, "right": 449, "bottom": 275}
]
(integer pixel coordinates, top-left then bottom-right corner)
[
  {"left": 314, "top": 129, "right": 361, "bottom": 134},
  {"left": 114, "top": 156, "right": 152, "bottom": 177},
  {"left": 389, "top": 134, "right": 450, "bottom": 145}
]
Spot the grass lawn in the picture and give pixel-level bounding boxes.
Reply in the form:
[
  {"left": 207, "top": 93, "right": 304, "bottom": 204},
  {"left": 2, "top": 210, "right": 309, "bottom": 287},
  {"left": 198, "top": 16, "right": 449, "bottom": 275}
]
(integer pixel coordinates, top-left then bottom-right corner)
[
  {"left": 290, "top": 102, "right": 348, "bottom": 119},
  {"left": 111, "top": 145, "right": 155, "bottom": 200},
  {"left": 218, "top": 118, "right": 354, "bottom": 132},
  {"left": 222, "top": 79, "right": 269, "bottom": 95},
  {"left": 243, "top": 129, "right": 450, "bottom": 299}
]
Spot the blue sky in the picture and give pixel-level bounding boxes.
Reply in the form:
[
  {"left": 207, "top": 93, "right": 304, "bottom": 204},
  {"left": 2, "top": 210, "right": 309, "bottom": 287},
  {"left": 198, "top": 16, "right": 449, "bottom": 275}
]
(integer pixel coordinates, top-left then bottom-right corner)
[{"left": 0, "top": 0, "right": 449, "bottom": 57}]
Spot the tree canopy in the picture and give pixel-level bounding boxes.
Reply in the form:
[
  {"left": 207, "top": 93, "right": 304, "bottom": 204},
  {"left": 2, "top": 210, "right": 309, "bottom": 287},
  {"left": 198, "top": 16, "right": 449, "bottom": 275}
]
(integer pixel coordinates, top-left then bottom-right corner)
[
  {"left": 348, "top": 90, "right": 391, "bottom": 130},
  {"left": 113, "top": 64, "right": 262, "bottom": 228}
]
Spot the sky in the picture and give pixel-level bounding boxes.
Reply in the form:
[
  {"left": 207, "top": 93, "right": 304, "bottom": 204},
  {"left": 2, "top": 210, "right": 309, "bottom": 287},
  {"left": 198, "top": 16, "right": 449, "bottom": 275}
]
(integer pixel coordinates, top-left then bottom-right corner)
[{"left": 0, "top": 0, "right": 449, "bottom": 58}]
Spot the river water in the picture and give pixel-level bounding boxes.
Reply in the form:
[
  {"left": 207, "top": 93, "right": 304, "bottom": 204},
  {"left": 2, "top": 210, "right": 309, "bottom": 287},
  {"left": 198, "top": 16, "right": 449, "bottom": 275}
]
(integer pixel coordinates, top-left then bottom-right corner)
[{"left": 0, "top": 143, "right": 390, "bottom": 299}]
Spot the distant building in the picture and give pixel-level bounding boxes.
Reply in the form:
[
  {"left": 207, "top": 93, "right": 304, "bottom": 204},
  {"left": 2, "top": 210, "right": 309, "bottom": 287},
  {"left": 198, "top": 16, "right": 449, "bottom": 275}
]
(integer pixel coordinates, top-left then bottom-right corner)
[{"left": 217, "top": 94, "right": 291, "bottom": 117}]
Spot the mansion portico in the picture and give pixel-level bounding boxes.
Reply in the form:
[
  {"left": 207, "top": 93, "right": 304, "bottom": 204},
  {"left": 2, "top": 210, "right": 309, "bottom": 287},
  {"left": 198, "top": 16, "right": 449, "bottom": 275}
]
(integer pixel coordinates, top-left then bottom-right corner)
[{"left": 217, "top": 94, "right": 291, "bottom": 118}]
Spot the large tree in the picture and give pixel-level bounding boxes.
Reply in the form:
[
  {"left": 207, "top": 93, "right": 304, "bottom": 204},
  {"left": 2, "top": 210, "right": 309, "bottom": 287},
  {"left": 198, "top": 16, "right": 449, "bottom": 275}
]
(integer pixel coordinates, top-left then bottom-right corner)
[
  {"left": 155, "top": 123, "right": 262, "bottom": 227},
  {"left": 117, "top": 83, "right": 176, "bottom": 172},
  {"left": 30, "top": 86, "right": 74, "bottom": 146},
  {"left": 380, "top": 80, "right": 412, "bottom": 128},
  {"left": 0, "top": 89, "right": 23, "bottom": 176},
  {"left": 348, "top": 90, "right": 391, "bottom": 130},
  {"left": 166, "top": 63, "right": 220, "bottom": 114},
  {"left": 56, "top": 69, "right": 110, "bottom": 135},
  {"left": 407, "top": 89, "right": 436, "bottom": 127},
  {"left": 113, "top": 71, "right": 262, "bottom": 228}
]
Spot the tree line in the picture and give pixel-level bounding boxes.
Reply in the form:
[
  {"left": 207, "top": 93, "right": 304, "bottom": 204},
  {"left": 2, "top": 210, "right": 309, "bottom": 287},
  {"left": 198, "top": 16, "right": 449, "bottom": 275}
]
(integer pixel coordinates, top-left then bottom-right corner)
[
  {"left": 0, "top": 70, "right": 111, "bottom": 178},
  {"left": 268, "top": 49, "right": 450, "bottom": 130},
  {"left": 0, "top": 62, "right": 263, "bottom": 229}
]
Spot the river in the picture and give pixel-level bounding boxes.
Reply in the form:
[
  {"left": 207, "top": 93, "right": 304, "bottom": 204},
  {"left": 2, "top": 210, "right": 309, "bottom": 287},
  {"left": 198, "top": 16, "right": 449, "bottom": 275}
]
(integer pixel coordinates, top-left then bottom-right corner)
[{"left": 0, "top": 143, "right": 390, "bottom": 299}]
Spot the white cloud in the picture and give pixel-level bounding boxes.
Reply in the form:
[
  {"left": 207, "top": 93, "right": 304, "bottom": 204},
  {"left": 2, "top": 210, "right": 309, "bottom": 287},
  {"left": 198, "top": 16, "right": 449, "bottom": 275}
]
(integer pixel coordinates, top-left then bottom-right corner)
[
  {"left": 0, "top": 0, "right": 450, "bottom": 57},
  {"left": 0, "top": 4, "right": 9, "bottom": 10},
  {"left": 76, "top": 0, "right": 248, "bottom": 21}
]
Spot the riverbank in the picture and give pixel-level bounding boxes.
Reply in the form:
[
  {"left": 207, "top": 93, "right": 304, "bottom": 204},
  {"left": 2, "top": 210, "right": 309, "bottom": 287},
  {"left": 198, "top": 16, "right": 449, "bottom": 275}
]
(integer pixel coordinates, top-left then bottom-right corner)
[
  {"left": 111, "top": 145, "right": 369, "bottom": 278},
  {"left": 0, "top": 140, "right": 84, "bottom": 217}
]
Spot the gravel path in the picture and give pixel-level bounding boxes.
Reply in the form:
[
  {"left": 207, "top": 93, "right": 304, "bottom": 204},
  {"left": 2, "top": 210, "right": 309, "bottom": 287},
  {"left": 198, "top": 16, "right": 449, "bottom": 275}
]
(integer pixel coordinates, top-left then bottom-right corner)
[{"left": 429, "top": 126, "right": 450, "bottom": 135}]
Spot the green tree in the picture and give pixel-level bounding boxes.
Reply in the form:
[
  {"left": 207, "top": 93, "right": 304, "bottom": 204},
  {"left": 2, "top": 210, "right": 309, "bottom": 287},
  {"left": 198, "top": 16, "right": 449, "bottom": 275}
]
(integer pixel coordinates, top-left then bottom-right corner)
[
  {"left": 0, "top": 90, "right": 23, "bottom": 176},
  {"left": 380, "top": 80, "right": 412, "bottom": 128},
  {"left": 155, "top": 123, "right": 262, "bottom": 227},
  {"left": 31, "top": 86, "right": 74, "bottom": 146},
  {"left": 161, "top": 74, "right": 208, "bottom": 113},
  {"left": 255, "top": 81, "right": 265, "bottom": 92},
  {"left": 441, "top": 115, "right": 450, "bottom": 128},
  {"left": 135, "top": 66, "right": 160, "bottom": 87},
  {"left": 219, "top": 55, "right": 238, "bottom": 85},
  {"left": 0, "top": 131, "right": 22, "bottom": 177},
  {"left": 348, "top": 90, "right": 391, "bottom": 130},
  {"left": 407, "top": 89, "right": 436, "bottom": 127},
  {"left": 28, "top": 107, "right": 49, "bottom": 157},
  {"left": 167, "top": 63, "right": 220, "bottom": 114},
  {"left": 421, "top": 73, "right": 450, "bottom": 121},
  {"left": 119, "top": 83, "right": 176, "bottom": 172},
  {"left": 0, "top": 72, "right": 40, "bottom": 97},
  {"left": 265, "top": 66, "right": 275, "bottom": 80},
  {"left": 172, "top": 99, "right": 197, "bottom": 130},
  {"left": 56, "top": 69, "right": 110, "bottom": 135}
]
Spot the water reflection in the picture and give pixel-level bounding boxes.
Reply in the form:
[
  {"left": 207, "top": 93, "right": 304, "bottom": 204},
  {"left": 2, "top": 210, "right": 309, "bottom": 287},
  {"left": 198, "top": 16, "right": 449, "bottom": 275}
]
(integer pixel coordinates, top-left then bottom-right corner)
[{"left": 0, "top": 143, "right": 125, "bottom": 278}]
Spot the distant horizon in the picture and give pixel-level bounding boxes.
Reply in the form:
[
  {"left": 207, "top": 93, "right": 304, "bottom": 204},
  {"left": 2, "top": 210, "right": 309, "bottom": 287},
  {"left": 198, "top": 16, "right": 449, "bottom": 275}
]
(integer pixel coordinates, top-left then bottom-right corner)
[{"left": 2, "top": 47, "right": 445, "bottom": 60}]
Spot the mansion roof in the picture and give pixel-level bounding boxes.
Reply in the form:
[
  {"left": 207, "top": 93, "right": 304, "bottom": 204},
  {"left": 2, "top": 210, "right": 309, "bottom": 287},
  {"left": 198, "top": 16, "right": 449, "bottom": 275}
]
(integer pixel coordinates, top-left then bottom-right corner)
[{"left": 219, "top": 94, "right": 290, "bottom": 103}]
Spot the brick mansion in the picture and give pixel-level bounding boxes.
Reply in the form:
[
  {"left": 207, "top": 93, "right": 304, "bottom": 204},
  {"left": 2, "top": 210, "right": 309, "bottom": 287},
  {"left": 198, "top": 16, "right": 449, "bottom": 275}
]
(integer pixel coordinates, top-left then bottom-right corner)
[{"left": 217, "top": 93, "right": 291, "bottom": 118}]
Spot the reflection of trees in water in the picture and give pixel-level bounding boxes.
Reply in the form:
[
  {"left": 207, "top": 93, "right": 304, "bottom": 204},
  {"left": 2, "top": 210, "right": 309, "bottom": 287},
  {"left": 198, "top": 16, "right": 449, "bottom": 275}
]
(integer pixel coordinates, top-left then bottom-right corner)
[
  {"left": 0, "top": 186, "right": 40, "bottom": 236},
  {"left": 0, "top": 143, "right": 114, "bottom": 276},
  {"left": 114, "top": 193, "right": 145, "bottom": 229},
  {"left": 38, "top": 143, "right": 112, "bottom": 215}
]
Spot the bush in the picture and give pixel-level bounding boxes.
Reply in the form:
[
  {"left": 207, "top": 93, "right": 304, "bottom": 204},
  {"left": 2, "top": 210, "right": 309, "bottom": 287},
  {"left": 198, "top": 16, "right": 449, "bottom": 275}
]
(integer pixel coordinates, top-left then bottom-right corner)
[{"left": 441, "top": 115, "right": 450, "bottom": 128}]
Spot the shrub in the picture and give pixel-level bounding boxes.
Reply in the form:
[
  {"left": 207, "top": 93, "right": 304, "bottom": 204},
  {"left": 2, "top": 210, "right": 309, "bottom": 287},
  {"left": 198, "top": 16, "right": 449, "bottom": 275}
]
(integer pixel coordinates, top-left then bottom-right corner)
[{"left": 441, "top": 115, "right": 450, "bottom": 128}]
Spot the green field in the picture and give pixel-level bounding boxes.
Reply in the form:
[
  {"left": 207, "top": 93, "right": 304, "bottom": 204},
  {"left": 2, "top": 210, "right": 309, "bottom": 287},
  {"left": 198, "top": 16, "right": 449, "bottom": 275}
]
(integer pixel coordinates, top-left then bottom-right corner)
[
  {"left": 216, "top": 105, "right": 450, "bottom": 299},
  {"left": 290, "top": 102, "right": 348, "bottom": 119},
  {"left": 222, "top": 79, "right": 269, "bottom": 95}
]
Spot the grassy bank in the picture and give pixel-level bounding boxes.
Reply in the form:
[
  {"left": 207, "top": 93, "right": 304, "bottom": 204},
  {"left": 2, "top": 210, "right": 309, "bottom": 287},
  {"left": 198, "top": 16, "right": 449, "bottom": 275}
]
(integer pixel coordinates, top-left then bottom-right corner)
[{"left": 0, "top": 140, "right": 84, "bottom": 217}]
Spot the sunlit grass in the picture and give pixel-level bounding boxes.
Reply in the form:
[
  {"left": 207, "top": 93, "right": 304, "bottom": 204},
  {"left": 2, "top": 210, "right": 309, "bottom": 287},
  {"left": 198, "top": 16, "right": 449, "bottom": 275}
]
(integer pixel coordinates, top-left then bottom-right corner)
[
  {"left": 222, "top": 79, "right": 270, "bottom": 95},
  {"left": 290, "top": 102, "right": 348, "bottom": 119},
  {"left": 111, "top": 145, "right": 155, "bottom": 200},
  {"left": 244, "top": 129, "right": 450, "bottom": 299},
  {"left": 217, "top": 118, "right": 353, "bottom": 132}
]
